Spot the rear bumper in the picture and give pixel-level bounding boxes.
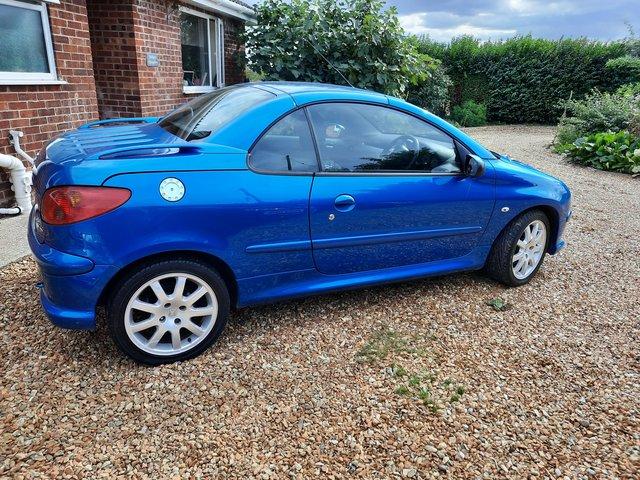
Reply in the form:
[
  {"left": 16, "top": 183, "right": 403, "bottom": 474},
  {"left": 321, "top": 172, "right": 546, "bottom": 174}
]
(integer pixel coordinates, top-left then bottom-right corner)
[
  {"left": 28, "top": 212, "right": 116, "bottom": 329},
  {"left": 35, "top": 264, "right": 117, "bottom": 329},
  {"left": 38, "top": 286, "right": 96, "bottom": 329}
]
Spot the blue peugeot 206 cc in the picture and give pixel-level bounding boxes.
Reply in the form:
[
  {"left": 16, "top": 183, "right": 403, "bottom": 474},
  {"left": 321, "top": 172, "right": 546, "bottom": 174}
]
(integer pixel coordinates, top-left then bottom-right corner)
[{"left": 29, "top": 82, "right": 571, "bottom": 364}]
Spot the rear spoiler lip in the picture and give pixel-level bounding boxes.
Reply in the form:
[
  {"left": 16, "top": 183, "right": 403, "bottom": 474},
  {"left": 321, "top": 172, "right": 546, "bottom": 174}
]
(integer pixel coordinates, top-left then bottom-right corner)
[{"left": 79, "top": 117, "right": 159, "bottom": 129}]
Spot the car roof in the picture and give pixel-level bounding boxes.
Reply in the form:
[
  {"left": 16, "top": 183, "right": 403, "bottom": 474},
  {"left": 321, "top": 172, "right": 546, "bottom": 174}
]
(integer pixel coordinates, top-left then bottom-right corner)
[
  {"left": 214, "top": 82, "right": 494, "bottom": 158},
  {"left": 252, "top": 81, "right": 389, "bottom": 104}
]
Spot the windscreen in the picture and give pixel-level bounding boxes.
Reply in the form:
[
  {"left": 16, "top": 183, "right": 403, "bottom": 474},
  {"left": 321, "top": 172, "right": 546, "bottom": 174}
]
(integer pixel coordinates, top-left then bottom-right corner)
[{"left": 158, "top": 86, "right": 274, "bottom": 141}]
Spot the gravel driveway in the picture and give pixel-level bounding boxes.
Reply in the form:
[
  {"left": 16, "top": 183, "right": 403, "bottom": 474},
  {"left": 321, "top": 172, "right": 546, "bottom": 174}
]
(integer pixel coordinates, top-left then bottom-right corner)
[{"left": 1, "top": 125, "right": 638, "bottom": 479}]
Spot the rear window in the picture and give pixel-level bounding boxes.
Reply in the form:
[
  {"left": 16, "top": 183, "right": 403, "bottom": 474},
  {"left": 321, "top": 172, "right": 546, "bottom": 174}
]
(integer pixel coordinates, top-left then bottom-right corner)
[{"left": 159, "top": 86, "right": 274, "bottom": 141}]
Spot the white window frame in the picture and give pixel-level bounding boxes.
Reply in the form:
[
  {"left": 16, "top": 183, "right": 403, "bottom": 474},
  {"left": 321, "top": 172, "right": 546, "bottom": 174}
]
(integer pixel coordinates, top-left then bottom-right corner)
[
  {"left": 179, "top": 6, "right": 225, "bottom": 94},
  {"left": 0, "top": 0, "right": 60, "bottom": 85}
]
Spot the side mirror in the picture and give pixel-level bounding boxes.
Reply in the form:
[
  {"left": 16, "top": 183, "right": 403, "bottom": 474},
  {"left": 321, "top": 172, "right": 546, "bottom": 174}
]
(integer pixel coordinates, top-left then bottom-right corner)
[{"left": 464, "top": 154, "right": 486, "bottom": 177}]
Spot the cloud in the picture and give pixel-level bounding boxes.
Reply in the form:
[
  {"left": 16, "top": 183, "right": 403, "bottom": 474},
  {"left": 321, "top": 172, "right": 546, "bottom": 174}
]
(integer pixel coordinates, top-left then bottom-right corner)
[
  {"left": 395, "top": 0, "right": 635, "bottom": 42},
  {"left": 400, "top": 13, "right": 517, "bottom": 41}
]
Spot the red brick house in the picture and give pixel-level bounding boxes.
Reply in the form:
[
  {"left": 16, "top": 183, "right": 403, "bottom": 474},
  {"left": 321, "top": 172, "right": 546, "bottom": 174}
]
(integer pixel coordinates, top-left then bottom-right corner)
[{"left": 0, "top": 0, "right": 255, "bottom": 207}]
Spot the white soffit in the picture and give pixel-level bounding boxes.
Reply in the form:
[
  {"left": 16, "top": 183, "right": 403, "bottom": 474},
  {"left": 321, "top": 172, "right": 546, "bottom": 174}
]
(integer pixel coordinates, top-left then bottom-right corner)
[{"left": 182, "top": 0, "right": 257, "bottom": 24}]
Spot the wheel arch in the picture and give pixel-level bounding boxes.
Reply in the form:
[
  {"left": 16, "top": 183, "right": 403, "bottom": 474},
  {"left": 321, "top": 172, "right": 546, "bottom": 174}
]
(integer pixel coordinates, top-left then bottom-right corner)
[
  {"left": 489, "top": 204, "right": 561, "bottom": 256},
  {"left": 97, "top": 250, "right": 239, "bottom": 311},
  {"left": 535, "top": 205, "right": 560, "bottom": 254}
]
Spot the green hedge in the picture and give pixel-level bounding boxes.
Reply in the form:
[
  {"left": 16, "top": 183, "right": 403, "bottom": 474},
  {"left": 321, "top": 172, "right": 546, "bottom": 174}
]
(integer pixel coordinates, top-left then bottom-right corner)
[
  {"left": 414, "top": 35, "right": 632, "bottom": 124},
  {"left": 605, "top": 56, "right": 640, "bottom": 86},
  {"left": 451, "top": 100, "right": 487, "bottom": 127}
]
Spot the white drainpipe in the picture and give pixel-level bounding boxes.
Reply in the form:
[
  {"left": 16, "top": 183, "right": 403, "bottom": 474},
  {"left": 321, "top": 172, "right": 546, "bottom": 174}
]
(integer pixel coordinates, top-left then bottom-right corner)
[
  {"left": 9, "top": 130, "right": 35, "bottom": 167},
  {"left": 0, "top": 131, "right": 34, "bottom": 216}
]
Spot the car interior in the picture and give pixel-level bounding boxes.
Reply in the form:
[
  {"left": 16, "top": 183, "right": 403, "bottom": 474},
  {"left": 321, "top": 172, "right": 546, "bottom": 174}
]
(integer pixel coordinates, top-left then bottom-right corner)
[{"left": 250, "top": 103, "right": 462, "bottom": 174}]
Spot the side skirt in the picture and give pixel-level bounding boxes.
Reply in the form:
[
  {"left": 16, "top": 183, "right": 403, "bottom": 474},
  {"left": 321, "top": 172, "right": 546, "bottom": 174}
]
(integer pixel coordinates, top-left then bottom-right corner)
[{"left": 236, "top": 245, "right": 491, "bottom": 308}]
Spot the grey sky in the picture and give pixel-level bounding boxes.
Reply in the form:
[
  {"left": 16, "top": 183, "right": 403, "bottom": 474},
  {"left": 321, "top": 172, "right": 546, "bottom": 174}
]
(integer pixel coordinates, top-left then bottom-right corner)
[{"left": 245, "top": 0, "right": 638, "bottom": 42}]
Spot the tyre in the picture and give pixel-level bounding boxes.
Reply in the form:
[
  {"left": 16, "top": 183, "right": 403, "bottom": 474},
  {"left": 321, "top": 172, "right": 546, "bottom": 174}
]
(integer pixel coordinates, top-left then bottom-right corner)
[
  {"left": 107, "top": 259, "right": 230, "bottom": 365},
  {"left": 485, "top": 210, "right": 550, "bottom": 287}
]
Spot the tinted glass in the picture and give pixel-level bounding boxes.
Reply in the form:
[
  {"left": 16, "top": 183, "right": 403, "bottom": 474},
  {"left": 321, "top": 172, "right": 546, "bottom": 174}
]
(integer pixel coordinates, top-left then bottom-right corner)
[
  {"left": 250, "top": 110, "right": 318, "bottom": 173},
  {"left": 0, "top": 4, "right": 49, "bottom": 73},
  {"left": 159, "top": 86, "right": 274, "bottom": 140},
  {"left": 307, "top": 103, "right": 460, "bottom": 173}
]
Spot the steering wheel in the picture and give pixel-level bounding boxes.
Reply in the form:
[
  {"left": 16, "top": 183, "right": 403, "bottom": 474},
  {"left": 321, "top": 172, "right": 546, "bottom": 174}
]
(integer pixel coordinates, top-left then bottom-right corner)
[{"left": 381, "top": 135, "right": 421, "bottom": 169}]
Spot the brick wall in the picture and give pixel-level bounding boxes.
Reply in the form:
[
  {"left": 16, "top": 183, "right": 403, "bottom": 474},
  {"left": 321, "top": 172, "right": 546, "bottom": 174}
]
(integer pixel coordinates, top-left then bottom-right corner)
[
  {"left": 89, "top": 0, "right": 248, "bottom": 119},
  {"left": 1, "top": 0, "right": 248, "bottom": 208},
  {"left": 87, "top": 0, "right": 141, "bottom": 119},
  {"left": 132, "top": 0, "right": 185, "bottom": 117},
  {"left": 0, "top": 0, "right": 99, "bottom": 208},
  {"left": 222, "top": 15, "right": 247, "bottom": 86}
]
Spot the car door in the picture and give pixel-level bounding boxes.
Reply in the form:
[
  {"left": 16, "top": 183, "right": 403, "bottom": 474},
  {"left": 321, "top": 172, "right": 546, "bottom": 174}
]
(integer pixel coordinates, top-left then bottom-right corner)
[
  {"left": 306, "top": 102, "right": 495, "bottom": 275},
  {"left": 239, "top": 108, "right": 320, "bottom": 277}
]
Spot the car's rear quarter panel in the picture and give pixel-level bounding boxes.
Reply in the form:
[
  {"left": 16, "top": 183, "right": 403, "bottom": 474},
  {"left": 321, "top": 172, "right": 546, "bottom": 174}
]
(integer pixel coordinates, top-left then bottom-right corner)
[{"left": 94, "top": 169, "right": 315, "bottom": 279}]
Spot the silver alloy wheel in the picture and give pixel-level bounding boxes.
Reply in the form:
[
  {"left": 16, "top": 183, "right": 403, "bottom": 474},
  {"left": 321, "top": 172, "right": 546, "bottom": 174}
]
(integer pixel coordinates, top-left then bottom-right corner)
[
  {"left": 512, "top": 220, "right": 547, "bottom": 280},
  {"left": 124, "top": 273, "right": 218, "bottom": 356}
]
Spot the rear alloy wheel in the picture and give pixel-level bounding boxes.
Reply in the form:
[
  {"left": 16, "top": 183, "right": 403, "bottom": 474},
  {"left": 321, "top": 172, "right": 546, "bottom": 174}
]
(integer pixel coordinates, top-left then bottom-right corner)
[
  {"left": 485, "top": 210, "right": 550, "bottom": 287},
  {"left": 108, "top": 260, "right": 229, "bottom": 365}
]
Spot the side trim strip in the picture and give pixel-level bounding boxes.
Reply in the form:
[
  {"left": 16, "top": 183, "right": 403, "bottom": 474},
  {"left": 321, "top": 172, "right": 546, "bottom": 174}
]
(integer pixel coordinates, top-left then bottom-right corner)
[
  {"left": 246, "top": 239, "right": 312, "bottom": 254},
  {"left": 313, "top": 226, "right": 482, "bottom": 250},
  {"left": 245, "top": 226, "right": 482, "bottom": 254}
]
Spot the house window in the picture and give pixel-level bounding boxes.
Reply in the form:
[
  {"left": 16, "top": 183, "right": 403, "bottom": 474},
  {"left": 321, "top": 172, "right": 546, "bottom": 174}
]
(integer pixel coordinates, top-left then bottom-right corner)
[
  {"left": 0, "top": 0, "right": 58, "bottom": 84},
  {"left": 180, "top": 7, "right": 225, "bottom": 94}
]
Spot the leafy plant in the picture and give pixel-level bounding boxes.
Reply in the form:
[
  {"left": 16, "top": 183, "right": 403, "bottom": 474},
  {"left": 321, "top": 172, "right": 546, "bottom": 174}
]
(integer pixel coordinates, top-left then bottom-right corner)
[
  {"left": 566, "top": 130, "right": 640, "bottom": 175},
  {"left": 405, "top": 36, "right": 452, "bottom": 116},
  {"left": 486, "top": 297, "right": 510, "bottom": 312},
  {"left": 555, "top": 89, "right": 640, "bottom": 148},
  {"left": 451, "top": 100, "right": 487, "bottom": 127},
  {"left": 405, "top": 63, "right": 452, "bottom": 116},
  {"left": 394, "top": 385, "right": 410, "bottom": 396},
  {"left": 244, "top": 0, "right": 436, "bottom": 97},
  {"left": 617, "top": 82, "right": 640, "bottom": 98}
]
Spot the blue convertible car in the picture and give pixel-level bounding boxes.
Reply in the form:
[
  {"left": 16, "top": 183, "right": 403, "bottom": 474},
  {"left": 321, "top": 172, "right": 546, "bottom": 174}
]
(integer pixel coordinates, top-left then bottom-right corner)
[{"left": 29, "top": 82, "right": 571, "bottom": 364}]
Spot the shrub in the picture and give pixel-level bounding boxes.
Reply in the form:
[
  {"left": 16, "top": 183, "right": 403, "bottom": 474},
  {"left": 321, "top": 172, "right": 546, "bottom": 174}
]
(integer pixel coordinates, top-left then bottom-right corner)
[
  {"left": 244, "top": 0, "right": 435, "bottom": 97},
  {"left": 555, "top": 89, "right": 639, "bottom": 148},
  {"left": 617, "top": 82, "right": 640, "bottom": 97},
  {"left": 405, "top": 64, "right": 452, "bottom": 116},
  {"left": 565, "top": 131, "right": 640, "bottom": 174},
  {"left": 450, "top": 100, "right": 487, "bottom": 127}
]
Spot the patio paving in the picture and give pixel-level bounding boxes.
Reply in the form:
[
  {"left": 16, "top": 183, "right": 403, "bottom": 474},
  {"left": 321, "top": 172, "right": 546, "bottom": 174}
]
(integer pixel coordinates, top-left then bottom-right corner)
[{"left": 0, "top": 213, "right": 30, "bottom": 268}]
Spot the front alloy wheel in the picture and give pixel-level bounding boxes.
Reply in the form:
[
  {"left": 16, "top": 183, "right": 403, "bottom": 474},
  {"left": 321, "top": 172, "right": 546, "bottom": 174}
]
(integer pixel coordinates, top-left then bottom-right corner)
[
  {"left": 108, "top": 259, "right": 230, "bottom": 365},
  {"left": 511, "top": 220, "right": 547, "bottom": 280},
  {"left": 485, "top": 209, "right": 550, "bottom": 286}
]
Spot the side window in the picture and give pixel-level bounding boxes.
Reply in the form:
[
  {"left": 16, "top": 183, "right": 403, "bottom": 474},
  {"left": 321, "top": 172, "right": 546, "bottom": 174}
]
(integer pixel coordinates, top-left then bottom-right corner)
[
  {"left": 307, "top": 103, "right": 460, "bottom": 173},
  {"left": 249, "top": 110, "right": 318, "bottom": 173}
]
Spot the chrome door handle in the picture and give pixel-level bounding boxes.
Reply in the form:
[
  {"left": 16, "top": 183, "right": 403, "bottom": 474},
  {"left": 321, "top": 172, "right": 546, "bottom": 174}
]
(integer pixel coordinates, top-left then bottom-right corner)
[{"left": 334, "top": 194, "right": 356, "bottom": 212}]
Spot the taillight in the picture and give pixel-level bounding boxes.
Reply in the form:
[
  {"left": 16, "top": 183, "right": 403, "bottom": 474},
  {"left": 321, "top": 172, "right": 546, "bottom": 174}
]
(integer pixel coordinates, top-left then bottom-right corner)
[{"left": 41, "top": 186, "right": 131, "bottom": 225}]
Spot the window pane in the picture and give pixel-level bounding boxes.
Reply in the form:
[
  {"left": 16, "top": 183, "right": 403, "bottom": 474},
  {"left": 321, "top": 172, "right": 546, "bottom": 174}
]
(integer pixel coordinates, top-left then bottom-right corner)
[
  {"left": 159, "top": 86, "right": 274, "bottom": 140},
  {"left": 0, "top": 4, "right": 49, "bottom": 73},
  {"left": 181, "top": 13, "right": 210, "bottom": 87},
  {"left": 307, "top": 103, "right": 460, "bottom": 173},
  {"left": 250, "top": 110, "right": 318, "bottom": 173}
]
